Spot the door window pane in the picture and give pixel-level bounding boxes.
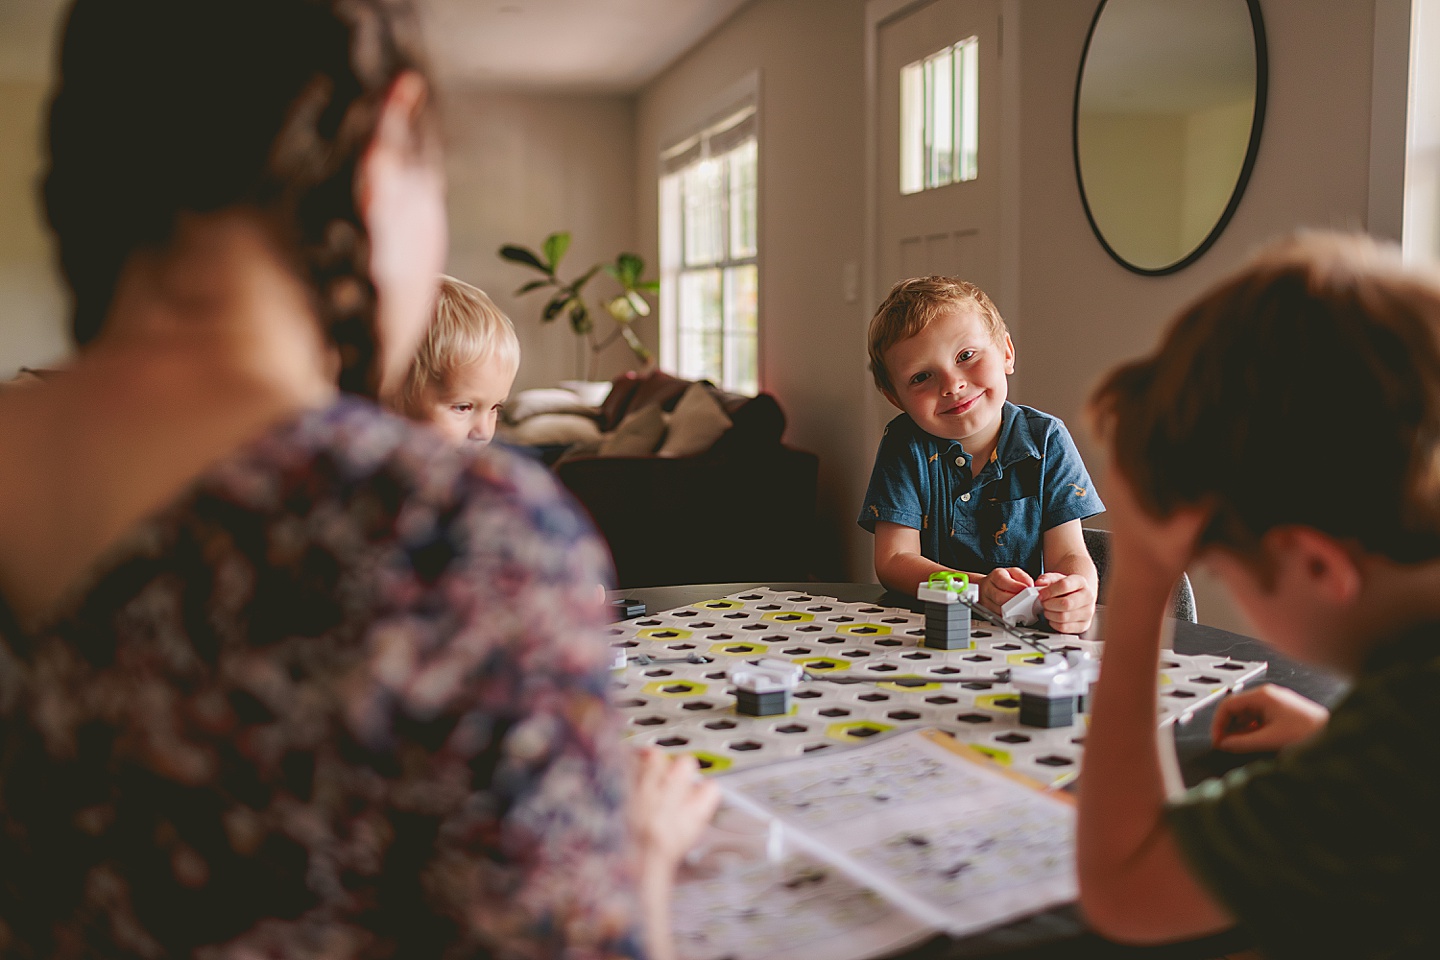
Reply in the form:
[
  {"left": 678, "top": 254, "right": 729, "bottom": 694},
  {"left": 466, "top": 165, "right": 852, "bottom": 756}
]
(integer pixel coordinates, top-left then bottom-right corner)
[
  {"left": 900, "top": 37, "right": 979, "bottom": 193},
  {"left": 900, "top": 61, "right": 925, "bottom": 195}
]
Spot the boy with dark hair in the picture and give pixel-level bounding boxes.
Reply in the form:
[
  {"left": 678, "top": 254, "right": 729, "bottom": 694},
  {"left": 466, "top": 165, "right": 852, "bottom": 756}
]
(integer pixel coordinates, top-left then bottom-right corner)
[
  {"left": 1079, "top": 231, "right": 1440, "bottom": 957},
  {"left": 859, "top": 276, "right": 1103, "bottom": 633}
]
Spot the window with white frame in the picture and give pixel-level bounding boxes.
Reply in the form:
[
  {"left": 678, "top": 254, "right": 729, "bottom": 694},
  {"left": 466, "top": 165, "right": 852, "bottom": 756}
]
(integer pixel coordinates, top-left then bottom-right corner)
[
  {"left": 659, "top": 103, "right": 758, "bottom": 395},
  {"left": 900, "top": 37, "right": 979, "bottom": 194}
]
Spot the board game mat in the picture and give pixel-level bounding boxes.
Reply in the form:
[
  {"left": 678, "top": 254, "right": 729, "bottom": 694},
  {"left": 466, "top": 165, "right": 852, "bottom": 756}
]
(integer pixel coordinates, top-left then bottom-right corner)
[{"left": 610, "top": 587, "right": 1267, "bottom": 787}]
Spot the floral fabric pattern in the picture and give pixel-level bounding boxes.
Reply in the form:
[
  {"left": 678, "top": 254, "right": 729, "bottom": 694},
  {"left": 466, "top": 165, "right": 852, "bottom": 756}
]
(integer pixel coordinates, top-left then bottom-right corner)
[{"left": 0, "top": 398, "right": 642, "bottom": 959}]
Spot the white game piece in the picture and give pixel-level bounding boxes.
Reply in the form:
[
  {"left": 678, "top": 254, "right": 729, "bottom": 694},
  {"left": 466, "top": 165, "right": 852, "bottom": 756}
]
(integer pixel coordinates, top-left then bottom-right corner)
[
  {"left": 916, "top": 579, "right": 980, "bottom": 605},
  {"left": 1001, "top": 585, "right": 1043, "bottom": 626},
  {"left": 731, "top": 658, "right": 804, "bottom": 693},
  {"left": 610, "top": 646, "right": 628, "bottom": 671},
  {"left": 1010, "top": 653, "right": 1087, "bottom": 699},
  {"left": 1011, "top": 652, "right": 1086, "bottom": 727},
  {"left": 732, "top": 658, "right": 804, "bottom": 717}
]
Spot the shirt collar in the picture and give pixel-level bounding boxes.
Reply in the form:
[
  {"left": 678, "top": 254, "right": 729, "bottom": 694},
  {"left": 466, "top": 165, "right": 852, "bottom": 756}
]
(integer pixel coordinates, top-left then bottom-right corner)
[
  {"left": 986, "top": 402, "right": 1040, "bottom": 475},
  {"left": 900, "top": 403, "right": 1040, "bottom": 478}
]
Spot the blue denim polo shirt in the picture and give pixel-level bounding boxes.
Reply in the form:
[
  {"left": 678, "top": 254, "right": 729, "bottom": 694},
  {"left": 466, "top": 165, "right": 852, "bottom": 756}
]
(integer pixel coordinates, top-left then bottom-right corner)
[{"left": 857, "top": 402, "right": 1103, "bottom": 576}]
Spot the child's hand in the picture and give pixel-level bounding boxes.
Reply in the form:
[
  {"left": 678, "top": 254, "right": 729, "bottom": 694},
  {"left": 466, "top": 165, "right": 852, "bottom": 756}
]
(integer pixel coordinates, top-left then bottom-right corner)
[
  {"left": 1211, "top": 685, "right": 1330, "bottom": 753},
  {"left": 628, "top": 748, "right": 721, "bottom": 872},
  {"left": 1035, "top": 572, "right": 1096, "bottom": 635},
  {"left": 980, "top": 567, "right": 1033, "bottom": 613}
]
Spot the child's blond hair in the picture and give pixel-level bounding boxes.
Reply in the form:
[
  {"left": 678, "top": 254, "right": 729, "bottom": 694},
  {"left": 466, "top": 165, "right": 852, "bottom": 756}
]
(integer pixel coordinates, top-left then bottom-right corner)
[
  {"left": 867, "top": 276, "right": 1008, "bottom": 396},
  {"left": 401, "top": 276, "right": 519, "bottom": 411}
]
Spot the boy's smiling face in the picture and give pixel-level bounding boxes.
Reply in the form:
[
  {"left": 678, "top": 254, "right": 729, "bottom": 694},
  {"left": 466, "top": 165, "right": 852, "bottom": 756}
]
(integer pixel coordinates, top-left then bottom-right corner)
[{"left": 883, "top": 303, "right": 1015, "bottom": 450}]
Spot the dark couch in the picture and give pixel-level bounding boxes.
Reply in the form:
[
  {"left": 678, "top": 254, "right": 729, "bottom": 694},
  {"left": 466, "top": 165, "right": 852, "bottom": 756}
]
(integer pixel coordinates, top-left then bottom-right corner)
[{"left": 554, "top": 370, "right": 819, "bottom": 588}]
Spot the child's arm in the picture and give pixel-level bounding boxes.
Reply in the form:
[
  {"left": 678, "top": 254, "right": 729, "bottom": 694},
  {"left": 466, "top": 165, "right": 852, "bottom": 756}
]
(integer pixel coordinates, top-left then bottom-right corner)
[
  {"left": 1077, "top": 475, "right": 1233, "bottom": 943},
  {"left": 1035, "top": 519, "right": 1098, "bottom": 634},
  {"left": 873, "top": 521, "right": 985, "bottom": 595}
]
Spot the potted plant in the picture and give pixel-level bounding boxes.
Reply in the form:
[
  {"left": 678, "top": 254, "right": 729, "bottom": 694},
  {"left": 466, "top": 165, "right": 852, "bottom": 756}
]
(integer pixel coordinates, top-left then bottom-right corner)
[{"left": 499, "top": 231, "right": 659, "bottom": 380}]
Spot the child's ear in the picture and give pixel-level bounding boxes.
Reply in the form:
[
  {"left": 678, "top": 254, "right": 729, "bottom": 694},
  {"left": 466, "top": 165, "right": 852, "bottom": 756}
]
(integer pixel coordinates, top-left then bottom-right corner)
[
  {"left": 1002, "top": 333, "right": 1016, "bottom": 376},
  {"left": 881, "top": 388, "right": 903, "bottom": 411},
  {"left": 1264, "top": 526, "right": 1362, "bottom": 605}
]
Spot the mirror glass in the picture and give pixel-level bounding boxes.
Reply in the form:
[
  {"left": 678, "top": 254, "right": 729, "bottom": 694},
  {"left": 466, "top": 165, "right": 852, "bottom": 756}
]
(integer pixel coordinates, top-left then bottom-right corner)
[{"left": 1074, "top": 0, "right": 1265, "bottom": 274}]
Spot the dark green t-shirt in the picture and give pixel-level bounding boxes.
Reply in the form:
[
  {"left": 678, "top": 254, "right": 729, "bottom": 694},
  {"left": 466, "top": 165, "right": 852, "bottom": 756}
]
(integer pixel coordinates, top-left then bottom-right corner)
[{"left": 1167, "top": 628, "right": 1440, "bottom": 959}]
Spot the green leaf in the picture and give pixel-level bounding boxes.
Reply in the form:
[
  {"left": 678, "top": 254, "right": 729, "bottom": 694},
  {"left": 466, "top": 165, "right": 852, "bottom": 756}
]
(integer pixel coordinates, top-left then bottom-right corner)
[
  {"left": 543, "top": 232, "right": 572, "bottom": 271},
  {"left": 542, "top": 294, "right": 569, "bottom": 322},
  {"left": 499, "top": 244, "right": 548, "bottom": 272},
  {"left": 569, "top": 302, "right": 592, "bottom": 335},
  {"left": 515, "top": 278, "right": 553, "bottom": 295},
  {"left": 626, "top": 289, "right": 651, "bottom": 317},
  {"left": 637, "top": 280, "right": 660, "bottom": 294},
  {"left": 615, "top": 252, "right": 644, "bottom": 286}
]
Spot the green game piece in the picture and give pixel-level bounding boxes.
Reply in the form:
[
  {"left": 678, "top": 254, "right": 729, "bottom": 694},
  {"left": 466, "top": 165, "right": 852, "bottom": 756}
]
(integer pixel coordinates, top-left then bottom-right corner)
[{"left": 927, "top": 571, "right": 969, "bottom": 594}]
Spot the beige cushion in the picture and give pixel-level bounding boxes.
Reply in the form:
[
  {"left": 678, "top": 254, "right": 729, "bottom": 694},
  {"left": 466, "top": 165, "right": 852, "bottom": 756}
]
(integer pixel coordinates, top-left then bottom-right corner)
[
  {"left": 505, "top": 387, "right": 597, "bottom": 424},
  {"left": 657, "top": 383, "right": 732, "bottom": 457},
  {"left": 499, "top": 413, "right": 602, "bottom": 447},
  {"left": 557, "top": 379, "right": 614, "bottom": 407},
  {"left": 598, "top": 402, "right": 669, "bottom": 456}
]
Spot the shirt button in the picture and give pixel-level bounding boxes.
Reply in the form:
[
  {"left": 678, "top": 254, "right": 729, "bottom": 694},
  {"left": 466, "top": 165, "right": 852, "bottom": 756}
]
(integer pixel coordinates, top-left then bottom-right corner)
[
  {"left": 961, "top": 493, "right": 971, "bottom": 502},
  {"left": 955, "top": 456, "right": 965, "bottom": 467}
]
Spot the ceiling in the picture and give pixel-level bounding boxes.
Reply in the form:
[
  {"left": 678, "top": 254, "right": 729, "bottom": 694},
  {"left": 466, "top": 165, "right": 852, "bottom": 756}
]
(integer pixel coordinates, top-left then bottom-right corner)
[
  {"left": 420, "top": 0, "right": 751, "bottom": 93},
  {"left": 0, "top": 0, "right": 751, "bottom": 93}
]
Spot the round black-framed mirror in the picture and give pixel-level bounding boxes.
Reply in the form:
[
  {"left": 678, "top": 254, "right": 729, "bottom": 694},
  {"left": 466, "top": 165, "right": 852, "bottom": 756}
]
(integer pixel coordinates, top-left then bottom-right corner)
[{"left": 1073, "top": 0, "right": 1267, "bottom": 276}]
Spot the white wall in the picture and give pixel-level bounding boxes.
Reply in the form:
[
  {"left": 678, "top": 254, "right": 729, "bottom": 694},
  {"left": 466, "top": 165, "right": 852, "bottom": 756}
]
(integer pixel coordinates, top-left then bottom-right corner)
[
  {"left": 441, "top": 90, "right": 640, "bottom": 392},
  {"left": 0, "top": 81, "right": 71, "bottom": 378},
  {"left": 637, "top": 0, "right": 870, "bottom": 580},
  {"left": 636, "top": 0, "right": 1394, "bottom": 631},
  {"left": 0, "top": 77, "right": 641, "bottom": 391},
  {"left": 1405, "top": 0, "right": 1440, "bottom": 263},
  {"left": 1015, "top": 0, "right": 1382, "bottom": 632}
]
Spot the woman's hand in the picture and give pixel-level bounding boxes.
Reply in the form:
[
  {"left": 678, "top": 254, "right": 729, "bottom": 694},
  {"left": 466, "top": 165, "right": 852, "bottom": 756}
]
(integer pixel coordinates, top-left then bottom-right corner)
[
  {"left": 1211, "top": 685, "right": 1330, "bottom": 753},
  {"left": 629, "top": 748, "right": 721, "bottom": 873},
  {"left": 628, "top": 748, "right": 720, "bottom": 960},
  {"left": 980, "top": 566, "right": 1033, "bottom": 613}
]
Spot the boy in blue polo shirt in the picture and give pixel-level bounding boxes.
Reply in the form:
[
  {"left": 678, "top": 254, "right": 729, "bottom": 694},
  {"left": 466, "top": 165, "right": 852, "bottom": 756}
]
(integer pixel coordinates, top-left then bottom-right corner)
[
  {"left": 858, "top": 276, "right": 1103, "bottom": 633},
  {"left": 1078, "top": 232, "right": 1440, "bottom": 958}
]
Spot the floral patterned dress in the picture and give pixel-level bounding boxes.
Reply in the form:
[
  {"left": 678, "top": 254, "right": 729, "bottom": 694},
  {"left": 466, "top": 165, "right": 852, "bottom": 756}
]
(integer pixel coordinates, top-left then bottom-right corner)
[{"left": 0, "top": 397, "right": 643, "bottom": 959}]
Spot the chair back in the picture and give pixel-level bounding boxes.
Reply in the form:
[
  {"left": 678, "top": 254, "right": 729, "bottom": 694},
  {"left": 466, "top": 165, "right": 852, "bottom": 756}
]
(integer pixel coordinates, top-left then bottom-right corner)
[{"left": 1081, "top": 527, "right": 1197, "bottom": 623}]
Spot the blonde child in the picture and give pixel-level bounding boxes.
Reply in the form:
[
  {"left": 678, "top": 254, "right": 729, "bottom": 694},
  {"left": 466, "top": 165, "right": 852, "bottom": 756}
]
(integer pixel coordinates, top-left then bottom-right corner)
[
  {"left": 394, "top": 275, "right": 520, "bottom": 445},
  {"left": 858, "top": 277, "right": 1102, "bottom": 633}
]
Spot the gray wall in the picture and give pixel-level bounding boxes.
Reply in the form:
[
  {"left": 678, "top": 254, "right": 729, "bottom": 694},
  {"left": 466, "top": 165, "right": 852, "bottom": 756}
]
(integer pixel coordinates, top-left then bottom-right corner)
[
  {"left": 0, "top": 80, "right": 69, "bottom": 378},
  {"left": 637, "top": 0, "right": 1393, "bottom": 630},
  {"left": 0, "top": 0, "right": 1406, "bottom": 631},
  {"left": 637, "top": 0, "right": 871, "bottom": 579},
  {"left": 0, "top": 71, "right": 642, "bottom": 393},
  {"left": 1014, "top": 0, "right": 1382, "bottom": 631},
  {"left": 441, "top": 90, "right": 639, "bottom": 392}
]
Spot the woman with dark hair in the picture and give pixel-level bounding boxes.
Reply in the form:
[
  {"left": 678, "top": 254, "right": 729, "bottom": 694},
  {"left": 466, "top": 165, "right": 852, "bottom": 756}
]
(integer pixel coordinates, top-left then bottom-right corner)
[{"left": 0, "top": 1, "right": 715, "bottom": 957}]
